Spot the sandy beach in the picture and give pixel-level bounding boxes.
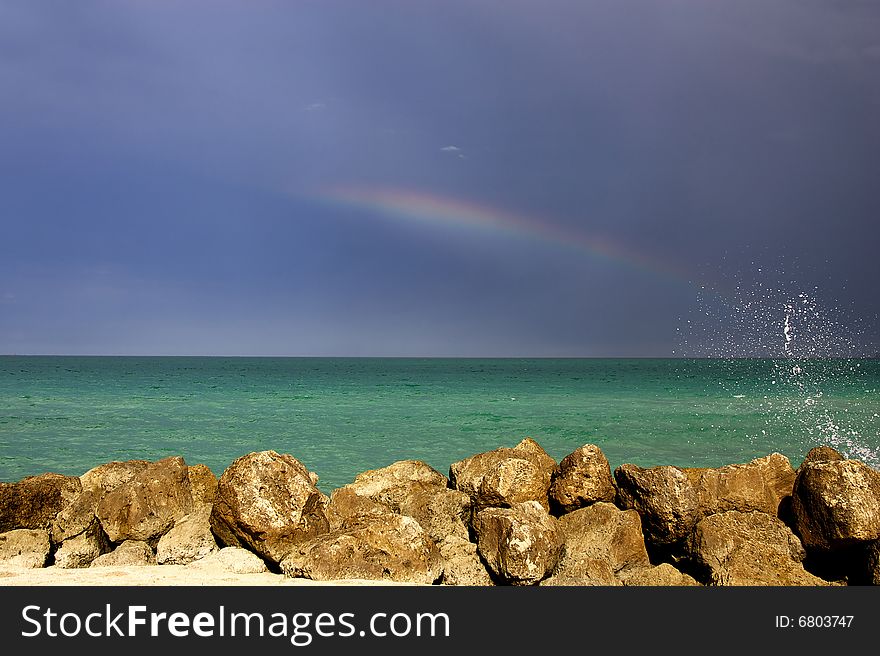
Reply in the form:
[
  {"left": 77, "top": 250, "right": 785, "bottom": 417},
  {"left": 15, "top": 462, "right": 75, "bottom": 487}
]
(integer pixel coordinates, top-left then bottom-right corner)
[{"left": 0, "top": 564, "right": 410, "bottom": 587}]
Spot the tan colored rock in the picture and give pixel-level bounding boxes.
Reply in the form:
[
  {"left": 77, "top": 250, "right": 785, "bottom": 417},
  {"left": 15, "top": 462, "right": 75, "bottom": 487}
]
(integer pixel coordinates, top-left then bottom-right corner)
[
  {"left": 52, "top": 460, "right": 155, "bottom": 545},
  {"left": 620, "top": 563, "right": 700, "bottom": 586},
  {"left": 792, "top": 459, "right": 880, "bottom": 551},
  {"left": 691, "top": 453, "right": 796, "bottom": 516},
  {"left": 473, "top": 500, "right": 560, "bottom": 585},
  {"left": 187, "top": 464, "right": 218, "bottom": 507},
  {"left": 280, "top": 513, "right": 441, "bottom": 583},
  {"left": 96, "top": 456, "right": 193, "bottom": 543},
  {"left": 549, "top": 444, "right": 616, "bottom": 513},
  {"left": 0, "top": 473, "right": 81, "bottom": 532},
  {"left": 50, "top": 489, "right": 101, "bottom": 544},
  {"left": 866, "top": 541, "right": 880, "bottom": 585},
  {"left": 90, "top": 540, "right": 156, "bottom": 567},
  {"left": 188, "top": 546, "right": 268, "bottom": 574},
  {"left": 397, "top": 486, "right": 472, "bottom": 542},
  {"left": 552, "top": 502, "right": 650, "bottom": 583},
  {"left": 157, "top": 508, "right": 218, "bottom": 565},
  {"left": 326, "top": 488, "right": 392, "bottom": 529},
  {"left": 541, "top": 558, "right": 620, "bottom": 586},
  {"left": 688, "top": 510, "right": 829, "bottom": 586},
  {"left": 0, "top": 529, "right": 51, "bottom": 568},
  {"left": 437, "top": 535, "right": 494, "bottom": 586},
  {"left": 80, "top": 460, "right": 151, "bottom": 494},
  {"left": 615, "top": 453, "right": 796, "bottom": 548},
  {"left": 450, "top": 438, "right": 556, "bottom": 511},
  {"left": 614, "top": 464, "right": 697, "bottom": 547},
  {"left": 800, "top": 446, "right": 844, "bottom": 468},
  {"left": 339, "top": 460, "right": 447, "bottom": 510},
  {"left": 54, "top": 519, "right": 109, "bottom": 568},
  {"left": 210, "top": 451, "right": 329, "bottom": 564}
]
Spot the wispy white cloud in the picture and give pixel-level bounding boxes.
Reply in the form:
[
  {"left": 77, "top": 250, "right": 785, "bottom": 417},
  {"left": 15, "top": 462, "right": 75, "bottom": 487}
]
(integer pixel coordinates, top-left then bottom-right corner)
[
  {"left": 441, "top": 144, "right": 467, "bottom": 159},
  {"left": 304, "top": 102, "right": 326, "bottom": 111}
]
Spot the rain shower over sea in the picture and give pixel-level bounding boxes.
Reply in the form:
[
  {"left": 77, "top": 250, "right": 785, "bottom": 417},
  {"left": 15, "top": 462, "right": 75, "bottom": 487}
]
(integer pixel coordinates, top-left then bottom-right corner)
[{"left": 2, "top": 356, "right": 878, "bottom": 491}]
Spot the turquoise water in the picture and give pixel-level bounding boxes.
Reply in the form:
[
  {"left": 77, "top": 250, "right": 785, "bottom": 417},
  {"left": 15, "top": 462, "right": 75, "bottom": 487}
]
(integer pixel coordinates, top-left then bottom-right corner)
[{"left": 1, "top": 357, "right": 878, "bottom": 491}]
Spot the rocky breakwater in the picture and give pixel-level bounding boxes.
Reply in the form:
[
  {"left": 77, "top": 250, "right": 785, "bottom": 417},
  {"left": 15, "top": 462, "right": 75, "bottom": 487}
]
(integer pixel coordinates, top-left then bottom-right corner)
[{"left": 1, "top": 441, "right": 878, "bottom": 586}]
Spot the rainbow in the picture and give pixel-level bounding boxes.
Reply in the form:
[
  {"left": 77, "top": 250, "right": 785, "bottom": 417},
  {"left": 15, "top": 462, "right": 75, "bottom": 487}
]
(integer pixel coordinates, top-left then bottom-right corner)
[{"left": 310, "top": 186, "right": 694, "bottom": 285}]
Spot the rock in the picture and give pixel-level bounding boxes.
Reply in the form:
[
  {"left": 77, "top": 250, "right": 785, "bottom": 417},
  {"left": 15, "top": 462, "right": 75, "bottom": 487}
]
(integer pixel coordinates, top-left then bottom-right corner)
[
  {"left": 619, "top": 563, "right": 700, "bottom": 586},
  {"left": 800, "top": 446, "right": 844, "bottom": 468},
  {"left": 96, "top": 456, "right": 193, "bottom": 543},
  {"left": 397, "top": 486, "right": 473, "bottom": 542},
  {"left": 80, "top": 460, "right": 151, "bottom": 494},
  {"left": 326, "top": 488, "right": 392, "bottom": 529},
  {"left": 338, "top": 460, "right": 447, "bottom": 510},
  {"left": 688, "top": 510, "right": 829, "bottom": 586},
  {"left": 210, "top": 451, "right": 329, "bottom": 564},
  {"left": 50, "top": 489, "right": 102, "bottom": 545},
  {"left": 90, "top": 540, "right": 156, "bottom": 567},
  {"left": 450, "top": 438, "right": 556, "bottom": 511},
  {"left": 614, "top": 464, "right": 697, "bottom": 548},
  {"left": 541, "top": 557, "right": 619, "bottom": 586},
  {"left": 615, "top": 453, "right": 796, "bottom": 549},
  {"left": 693, "top": 453, "right": 796, "bottom": 515},
  {"left": 188, "top": 547, "right": 268, "bottom": 574},
  {"left": 187, "top": 464, "right": 218, "bottom": 507},
  {"left": 280, "top": 513, "right": 441, "bottom": 583},
  {"left": 0, "top": 529, "right": 51, "bottom": 568},
  {"left": 549, "top": 444, "right": 616, "bottom": 513},
  {"left": 54, "top": 519, "right": 110, "bottom": 568},
  {"left": 473, "top": 500, "right": 560, "bottom": 585},
  {"left": 157, "top": 508, "right": 218, "bottom": 565},
  {"left": 0, "top": 473, "right": 81, "bottom": 532},
  {"left": 52, "top": 460, "right": 156, "bottom": 545},
  {"left": 437, "top": 535, "right": 494, "bottom": 586},
  {"left": 792, "top": 459, "right": 880, "bottom": 551},
  {"left": 865, "top": 541, "right": 880, "bottom": 585},
  {"left": 550, "top": 502, "right": 650, "bottom": 584},
  {"left": 190, "top": 547, "right": 267, "bottom": 573}
]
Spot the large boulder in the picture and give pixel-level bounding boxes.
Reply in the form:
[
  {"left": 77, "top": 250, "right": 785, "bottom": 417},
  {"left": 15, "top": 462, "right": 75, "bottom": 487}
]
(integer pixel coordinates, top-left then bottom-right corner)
[
  {"left": 799, "top": 446, "right": 844, "bottom": 468},
  {"left": 542, "top": 560, "right": 619, "bottom": 585},
  {"left": 187, "top": 464, "right": 218, "bottom": 507},
  {"left": 54, "top": 519, "right": 110, "bottom": 568},
  {"left": 549, "top": 502, "right": 650, "bottom": 585},
  {"left": 0, "top": 473, "right": 81, "bottom": 532},
  {"left": 437, "top": 535, "right": 494, "bottom": 586},
  {"left": 80, "top": 460, "right": 151, "bottom": 495},
  {"left": 0, "top": 529, "right": 51, "bottom": 568},
  {"left": 52, "top": 460, "right": 155, "bottom": 545},
  {"left": 687, "top": 510, "right": 828, "bottom": 586},
  {"left": 188, "top": 547, "right": 268, "bottom": 574},
  {"left": 472, "top": 500, "right": 560, "bottom": 585},
  {"left": 619, "top": 563, "right": 700, "bottom": 586},
  {"left": 280, "top": 513, "right": 441, "bottom": 583},
  {"left": 96, "top": 456, "right": 193, "bottom": 544},
  {"left": 90, "top": 540, "right": 156, "bottom": 567},
  {"left": 397, "top": 486, "right": 473, "bottom": 542},
  {"left": 326, "top": 488, "right": 392, "bottom": 529},
  {"left": 336, "top": 460, "right": 447, "bottom": 510},
  {"left": 549, "top": 444, "right": 616, "bottom": 513},
  {"left": 450, "top": 438, "right": 556, "bottom": 511},
  {"left": 615, "top": 453, "right": 796, "bottom": 549},
  {"left": 693, "top": 453, "right": 796, "bottom": 515},
  {"left": 614, "top": 464, "right": 697, "bottom": 548},
  {"left": 157, "top": 508, "right": 218, "bottom": 565},
  {"left": 792, "top": 459, "right": 880, "bottom": 551},
  {"left": 210, "top": 451, "right": 329, "bottom": 564}
]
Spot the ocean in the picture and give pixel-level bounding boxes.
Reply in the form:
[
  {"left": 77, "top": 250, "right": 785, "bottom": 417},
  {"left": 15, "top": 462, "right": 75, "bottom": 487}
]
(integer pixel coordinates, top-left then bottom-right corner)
[{"left": 1, "top": 356, "right": 878, "bottom": 492}]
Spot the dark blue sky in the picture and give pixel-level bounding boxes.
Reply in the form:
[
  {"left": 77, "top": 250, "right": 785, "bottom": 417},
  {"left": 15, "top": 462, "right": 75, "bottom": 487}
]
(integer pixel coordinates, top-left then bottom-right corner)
[{"left": 1, "top": 1, "right": 879, "bottom": 356}]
